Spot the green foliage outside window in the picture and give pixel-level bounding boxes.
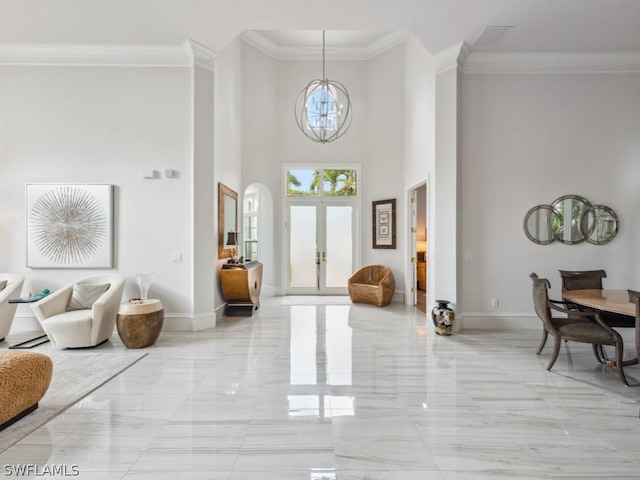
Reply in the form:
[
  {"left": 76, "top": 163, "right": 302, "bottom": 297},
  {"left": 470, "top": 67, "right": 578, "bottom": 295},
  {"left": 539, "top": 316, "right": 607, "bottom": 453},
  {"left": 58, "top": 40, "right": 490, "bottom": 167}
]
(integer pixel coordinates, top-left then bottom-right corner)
[{"left": 287, "top": 169, "right": 357, "bottom": 196}]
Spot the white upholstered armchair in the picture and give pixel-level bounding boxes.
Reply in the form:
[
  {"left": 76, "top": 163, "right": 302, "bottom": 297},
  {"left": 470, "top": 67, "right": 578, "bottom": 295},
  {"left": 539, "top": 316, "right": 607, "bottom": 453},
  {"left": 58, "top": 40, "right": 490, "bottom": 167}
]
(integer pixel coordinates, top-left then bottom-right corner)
[
  {"left": 31, "top": 274, "right": 125, "bottom": 349},
  {"left": 0, "top": 274, "right": 25, "bottom": 342}
]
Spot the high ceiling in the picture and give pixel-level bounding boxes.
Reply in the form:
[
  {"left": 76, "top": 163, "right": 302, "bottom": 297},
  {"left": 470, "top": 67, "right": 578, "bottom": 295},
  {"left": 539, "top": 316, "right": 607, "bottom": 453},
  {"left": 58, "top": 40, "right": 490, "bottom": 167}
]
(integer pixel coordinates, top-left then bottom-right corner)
[{"left": 0, "top": 0, "right": 639, "bottom": 55}]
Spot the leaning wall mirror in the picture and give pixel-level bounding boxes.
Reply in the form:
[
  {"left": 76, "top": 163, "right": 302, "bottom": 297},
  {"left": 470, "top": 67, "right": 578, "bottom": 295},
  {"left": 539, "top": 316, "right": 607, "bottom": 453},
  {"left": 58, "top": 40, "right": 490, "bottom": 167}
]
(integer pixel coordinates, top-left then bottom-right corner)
[
  {"left": 218, "top": 183, "right": 238, "bottom": 259},
  {"left": 580, "top": 205, "right": 619, "bottom": 245},
  {"left": 550, "top": 194, "right": 592, "bottom": 245}
]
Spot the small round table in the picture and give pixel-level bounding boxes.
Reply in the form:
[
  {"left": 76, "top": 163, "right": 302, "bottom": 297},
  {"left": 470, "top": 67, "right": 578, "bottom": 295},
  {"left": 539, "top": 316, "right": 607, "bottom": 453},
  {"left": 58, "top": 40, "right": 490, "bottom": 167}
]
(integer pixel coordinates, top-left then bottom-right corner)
[{"left": 116, "top": 299, "right": 164, "bottom": 349}]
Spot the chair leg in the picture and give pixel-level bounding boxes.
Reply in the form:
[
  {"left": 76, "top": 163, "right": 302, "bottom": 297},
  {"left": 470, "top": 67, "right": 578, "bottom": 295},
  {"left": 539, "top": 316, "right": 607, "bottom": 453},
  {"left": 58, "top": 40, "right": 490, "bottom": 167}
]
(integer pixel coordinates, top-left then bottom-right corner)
[
  {"left": 592, "top": 344, "right": 605, "bottom": 364},
  {"left": 536, "top": 329, "right": 548, "bottom": 355},
  {"left": 615, "top": 342, "right": 630, "bottom": 386},
  {"left": 547, "top": 336, "right": 561, "bottom": 371},
  {"left": 598, "top": 345, "right": 608, "bottom": 362}
]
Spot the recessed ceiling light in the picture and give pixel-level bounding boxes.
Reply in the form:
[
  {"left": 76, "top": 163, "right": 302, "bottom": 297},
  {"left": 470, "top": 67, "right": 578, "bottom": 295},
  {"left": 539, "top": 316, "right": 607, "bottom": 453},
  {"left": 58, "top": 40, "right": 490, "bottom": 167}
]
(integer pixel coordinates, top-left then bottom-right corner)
[{"left": 473, "top": 26, "right": 513, "bottom": 46}]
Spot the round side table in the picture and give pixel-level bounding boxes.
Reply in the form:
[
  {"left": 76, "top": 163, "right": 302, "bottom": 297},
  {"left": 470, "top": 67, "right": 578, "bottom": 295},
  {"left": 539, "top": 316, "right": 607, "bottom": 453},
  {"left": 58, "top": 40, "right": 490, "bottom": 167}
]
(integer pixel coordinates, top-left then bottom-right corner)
[{"left": 116, "top": 299, "right": 164, "bottom": 349}]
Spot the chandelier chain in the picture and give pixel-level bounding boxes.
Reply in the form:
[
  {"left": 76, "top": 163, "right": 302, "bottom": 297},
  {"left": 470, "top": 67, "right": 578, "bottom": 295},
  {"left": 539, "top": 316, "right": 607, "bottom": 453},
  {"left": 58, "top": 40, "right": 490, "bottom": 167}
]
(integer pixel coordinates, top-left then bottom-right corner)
[{"left": 322, "top": 30, "right": 326, "bottom": 80}]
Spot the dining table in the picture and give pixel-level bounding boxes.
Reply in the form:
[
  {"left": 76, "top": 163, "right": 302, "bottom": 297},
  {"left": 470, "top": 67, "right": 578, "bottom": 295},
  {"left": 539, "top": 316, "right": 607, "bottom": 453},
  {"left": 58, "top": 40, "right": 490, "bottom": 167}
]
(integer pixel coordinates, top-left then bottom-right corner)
[{"left": 563, "top": 288, "right": 639, "bottom": 361}]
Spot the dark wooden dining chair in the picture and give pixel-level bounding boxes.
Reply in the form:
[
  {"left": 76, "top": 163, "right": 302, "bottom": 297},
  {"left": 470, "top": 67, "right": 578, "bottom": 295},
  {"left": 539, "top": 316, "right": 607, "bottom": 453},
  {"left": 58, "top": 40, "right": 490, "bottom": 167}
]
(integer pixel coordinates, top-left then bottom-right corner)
[
  {"left": 560, "top": 269, "right": 635, "bottom": 328},
  {"left": 628, "top": 290, "right": 640, "bottom": 417},
  {"left": 530, "top": 273, "right": 629, "bottom": 385},
  {"left": 532, "top": 273, "right": 590, "bottom": 356},
  {"left": 627, "top": 290, "right": 640, "bottom": 359},
  {"left": 559, "top": 269, "right": 606, "bottom": 291}
]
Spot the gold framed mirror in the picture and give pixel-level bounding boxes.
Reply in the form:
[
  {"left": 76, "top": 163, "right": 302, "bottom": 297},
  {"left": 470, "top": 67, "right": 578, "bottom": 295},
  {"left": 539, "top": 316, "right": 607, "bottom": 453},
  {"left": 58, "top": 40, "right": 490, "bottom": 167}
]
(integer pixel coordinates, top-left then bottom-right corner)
[{"left": 218, "top": 183, "right": 238, "bottom": 259}]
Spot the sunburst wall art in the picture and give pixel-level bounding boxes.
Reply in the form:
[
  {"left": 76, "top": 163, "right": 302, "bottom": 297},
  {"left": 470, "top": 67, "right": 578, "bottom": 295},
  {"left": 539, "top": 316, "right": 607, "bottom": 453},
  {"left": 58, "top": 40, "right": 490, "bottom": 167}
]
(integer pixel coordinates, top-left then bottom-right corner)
[{"left": 26, "top": 184, "right": 113, "bottom": 268}]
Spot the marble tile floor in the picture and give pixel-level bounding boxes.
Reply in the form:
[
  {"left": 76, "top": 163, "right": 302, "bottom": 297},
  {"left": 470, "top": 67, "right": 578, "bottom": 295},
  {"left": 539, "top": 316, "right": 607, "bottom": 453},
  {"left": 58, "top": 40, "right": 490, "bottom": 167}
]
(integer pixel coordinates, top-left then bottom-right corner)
[{"left": 3, "top": 297, "right": 640, "bottom": 479}]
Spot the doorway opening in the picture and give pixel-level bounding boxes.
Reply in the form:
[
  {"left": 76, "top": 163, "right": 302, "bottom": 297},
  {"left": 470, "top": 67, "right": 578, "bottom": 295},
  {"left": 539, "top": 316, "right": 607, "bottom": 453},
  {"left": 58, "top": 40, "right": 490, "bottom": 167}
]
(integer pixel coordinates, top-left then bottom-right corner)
[
  {"left": 243, "top": 183, "right": 274, "bottom": 295},
  {"left": 412, "top": 183, "right": 427, "bottom": 313},
  {"left": 284, "top": 166, "right": 360, "bottom": 295}
]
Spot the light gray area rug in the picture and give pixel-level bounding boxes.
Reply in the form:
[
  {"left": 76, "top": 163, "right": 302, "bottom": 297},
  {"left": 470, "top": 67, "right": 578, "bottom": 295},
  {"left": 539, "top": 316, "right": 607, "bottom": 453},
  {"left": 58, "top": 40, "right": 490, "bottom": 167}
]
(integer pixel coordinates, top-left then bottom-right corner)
[
  {"left": 280, "top": 296, "right": 352, "bottom": 306},
  {"left": 0, "top": 351, "right": 146, "bottom": 453}
]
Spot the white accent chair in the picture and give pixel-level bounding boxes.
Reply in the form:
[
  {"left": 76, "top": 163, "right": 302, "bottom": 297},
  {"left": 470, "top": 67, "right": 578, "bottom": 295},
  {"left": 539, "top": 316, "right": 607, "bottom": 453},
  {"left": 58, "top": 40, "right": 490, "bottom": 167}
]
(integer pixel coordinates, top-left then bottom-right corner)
[
  {"left": 0, "top": 274, "right": 25, "bottom": 342},
  {"left": 31, "top": 274, "right": 125, "bottom": 349}
]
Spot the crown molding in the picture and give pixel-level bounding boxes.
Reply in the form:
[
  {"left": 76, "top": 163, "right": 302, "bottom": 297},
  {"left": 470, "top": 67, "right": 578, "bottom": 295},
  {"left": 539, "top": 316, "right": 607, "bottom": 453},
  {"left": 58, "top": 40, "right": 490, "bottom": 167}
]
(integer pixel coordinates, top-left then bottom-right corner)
[
  {"left": 434, "top": 42, "right": 469, "bottom": 74},
  {"left": 464, "top": 52, "right": 640, "bottom": 74},
  {"left": 0, "top": 42, "right": 197, "bottom": 67},
  {"left": 184, "top": 39, "right": 217, "bottom": 71},
  {"left": 241, "top": 30, "right": 409, "bottom": 61},
  {"left": 240, "top": 30, "right": 278, "bottom": 58},
  {"left": 364, "top": 31, "right": 410, "bottom": 60}
]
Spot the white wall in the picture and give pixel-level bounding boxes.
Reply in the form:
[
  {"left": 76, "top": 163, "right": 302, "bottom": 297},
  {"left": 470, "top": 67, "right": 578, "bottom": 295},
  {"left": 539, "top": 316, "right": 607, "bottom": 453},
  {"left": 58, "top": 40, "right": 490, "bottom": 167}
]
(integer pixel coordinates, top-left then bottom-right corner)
[
  {"left": 461, "top": 72, "right": 640, "bottom": 324},
  {"left": 0, "top": 64, "right": 193, "bottom": 329},
  {"left": 434, "top": 65, "right": 461, "bottom": 311},
  {"left": 365, "top": 44, "right": 406, "bottom": 295},
  {"left": 241, "top": 42, "right": 278, "bottom": 291},
  {"left": 213, "top": 37, "right": 244, "bottom": 309},
  {"left": 403, "top": 36, "right": 437, "bottom": 306},
  {"left": 404, "top": 37, "right": 436, "bottom": 184},
  {"left": 240, "top": 41, "right": 408, "bottom": 297},
  {"left": 193, "top": 63, "right": 216, "bottom": 326}
]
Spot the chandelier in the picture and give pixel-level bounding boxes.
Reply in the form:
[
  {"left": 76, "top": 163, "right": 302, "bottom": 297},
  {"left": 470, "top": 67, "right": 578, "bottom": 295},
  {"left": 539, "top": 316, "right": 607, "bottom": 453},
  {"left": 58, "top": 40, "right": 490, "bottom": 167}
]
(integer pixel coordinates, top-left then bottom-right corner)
[{"left": 295, "top": 31, "right": 353, "bottom": 144}]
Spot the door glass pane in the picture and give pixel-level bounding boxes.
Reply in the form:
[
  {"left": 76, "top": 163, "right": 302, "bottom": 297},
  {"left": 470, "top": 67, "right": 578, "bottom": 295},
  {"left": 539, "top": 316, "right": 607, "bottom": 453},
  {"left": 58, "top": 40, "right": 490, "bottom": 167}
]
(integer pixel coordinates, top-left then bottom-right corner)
[
  {"left": 290, "top": 206, "right": 317, "bottom": 288},
  {"left": 287, "top": 169, "right": 320, "bottom": 196},
  {"left": 325, "top": 205, "right": 352, "bottom": 288},
  {"left": 323, "top": 169, "right": 357, "bottom": 196}
]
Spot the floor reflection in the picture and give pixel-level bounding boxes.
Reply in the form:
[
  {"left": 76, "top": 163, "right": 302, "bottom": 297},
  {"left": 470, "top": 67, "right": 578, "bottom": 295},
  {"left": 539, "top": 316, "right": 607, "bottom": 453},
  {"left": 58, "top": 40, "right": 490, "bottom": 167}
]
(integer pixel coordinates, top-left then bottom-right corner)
[{"left": 288, "top": 305, "right": 355, "bottom": 418}]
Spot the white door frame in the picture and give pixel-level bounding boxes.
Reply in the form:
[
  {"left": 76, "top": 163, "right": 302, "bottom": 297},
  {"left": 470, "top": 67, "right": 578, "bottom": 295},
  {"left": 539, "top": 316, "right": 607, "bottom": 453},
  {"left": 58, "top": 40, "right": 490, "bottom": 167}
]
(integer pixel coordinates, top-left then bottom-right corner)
[
  {"left": 282, "top": 164, "right": 361, "bottom": 296},
  {"left": 407, "top": 177, "right": 428, "bottom": 307}
]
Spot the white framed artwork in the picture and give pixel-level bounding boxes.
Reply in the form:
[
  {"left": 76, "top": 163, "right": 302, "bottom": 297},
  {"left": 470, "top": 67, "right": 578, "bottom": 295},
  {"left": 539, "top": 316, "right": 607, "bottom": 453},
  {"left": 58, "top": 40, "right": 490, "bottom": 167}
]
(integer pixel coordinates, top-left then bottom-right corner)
[{"left": 26, "top": 184, "right": 113, "bottom": 268}]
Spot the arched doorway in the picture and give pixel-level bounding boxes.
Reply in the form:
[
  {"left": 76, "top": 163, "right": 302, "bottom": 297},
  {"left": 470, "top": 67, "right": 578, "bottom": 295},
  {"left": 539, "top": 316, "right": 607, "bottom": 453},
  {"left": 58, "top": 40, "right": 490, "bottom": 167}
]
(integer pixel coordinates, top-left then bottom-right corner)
[{"left": 243, "top": 183, "right": 274, "bottom": 295}]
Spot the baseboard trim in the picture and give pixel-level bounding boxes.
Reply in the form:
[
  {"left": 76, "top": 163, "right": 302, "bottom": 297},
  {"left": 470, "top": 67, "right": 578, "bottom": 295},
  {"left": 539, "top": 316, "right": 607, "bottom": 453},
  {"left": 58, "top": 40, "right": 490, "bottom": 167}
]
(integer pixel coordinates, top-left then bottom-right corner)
[
  {"left": 164, "top": 312, "right": 216, "bottom": 332},
  {"left": 458, "top": 313, "right": 540, "bottom": 330},
  {"left": 13, "top": 312, "right": 216, "bottom": 334}
]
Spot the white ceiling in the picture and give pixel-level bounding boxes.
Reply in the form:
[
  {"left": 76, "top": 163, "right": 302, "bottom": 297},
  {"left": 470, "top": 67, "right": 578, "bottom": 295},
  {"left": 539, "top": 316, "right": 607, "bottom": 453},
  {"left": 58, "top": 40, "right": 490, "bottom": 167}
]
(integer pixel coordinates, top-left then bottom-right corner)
[{"left": 0, "top": 0, "right": 639, "bottom": 55}]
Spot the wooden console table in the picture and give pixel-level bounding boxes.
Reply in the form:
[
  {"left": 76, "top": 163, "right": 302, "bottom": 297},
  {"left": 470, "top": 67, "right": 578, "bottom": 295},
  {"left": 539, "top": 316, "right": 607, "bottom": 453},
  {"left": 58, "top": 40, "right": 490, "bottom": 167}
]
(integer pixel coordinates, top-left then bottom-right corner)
[{"left": 220, "top": 261, "right": 263, "bottom": 314}]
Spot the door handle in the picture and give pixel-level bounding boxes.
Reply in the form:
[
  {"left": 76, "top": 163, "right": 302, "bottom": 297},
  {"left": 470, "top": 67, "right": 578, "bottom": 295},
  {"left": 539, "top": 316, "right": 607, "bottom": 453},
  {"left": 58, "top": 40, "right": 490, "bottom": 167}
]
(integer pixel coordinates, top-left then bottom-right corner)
[
  {"left": 322, "top": 251, "right": 327, "bottom": 263},
  {"left": 316, "top": 251, "right": 321, "bottom": 290}
]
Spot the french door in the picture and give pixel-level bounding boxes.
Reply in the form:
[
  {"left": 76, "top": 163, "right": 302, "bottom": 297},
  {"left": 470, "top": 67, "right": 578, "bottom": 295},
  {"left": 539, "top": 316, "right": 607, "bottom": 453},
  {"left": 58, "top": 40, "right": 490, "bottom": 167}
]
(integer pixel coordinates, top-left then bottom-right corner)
[{"left": 287, "top": 201, "right": 356, "bottom": 295}]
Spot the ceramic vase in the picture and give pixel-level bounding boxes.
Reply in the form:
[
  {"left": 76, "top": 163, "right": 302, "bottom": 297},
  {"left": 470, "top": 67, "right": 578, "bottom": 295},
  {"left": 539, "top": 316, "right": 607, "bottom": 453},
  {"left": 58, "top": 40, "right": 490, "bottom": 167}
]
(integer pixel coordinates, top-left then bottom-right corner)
[{"left": 432, "top": 300, "right": 454, "bottom": 336}]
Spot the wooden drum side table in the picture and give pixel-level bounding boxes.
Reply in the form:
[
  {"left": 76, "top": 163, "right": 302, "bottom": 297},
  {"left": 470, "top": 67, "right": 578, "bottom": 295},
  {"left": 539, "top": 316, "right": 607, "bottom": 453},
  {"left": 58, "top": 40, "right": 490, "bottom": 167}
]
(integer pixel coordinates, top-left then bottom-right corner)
[{"left": 116, "top": 299, "right": 164, "bottom": 349}]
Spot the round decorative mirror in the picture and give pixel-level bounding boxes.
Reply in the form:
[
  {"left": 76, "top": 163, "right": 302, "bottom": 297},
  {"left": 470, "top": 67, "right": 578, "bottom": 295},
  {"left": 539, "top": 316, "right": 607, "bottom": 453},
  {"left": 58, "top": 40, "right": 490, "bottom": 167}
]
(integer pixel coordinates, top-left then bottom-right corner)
[
  {"left": 550, "top": 195, "right": 592, "bottom": 245},
  {"left": 523, "top": 205, "right": 561, "bottom": 245},
  {"left": 580, "top": 205, "right": 619, "bottom": 245}
]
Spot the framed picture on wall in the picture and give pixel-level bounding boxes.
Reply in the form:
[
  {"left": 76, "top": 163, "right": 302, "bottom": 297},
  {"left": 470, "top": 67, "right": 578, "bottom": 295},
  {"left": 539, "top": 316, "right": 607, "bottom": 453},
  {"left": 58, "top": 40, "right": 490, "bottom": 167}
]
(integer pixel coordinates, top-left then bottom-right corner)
[
  {"left": 372, "top": 198, "right": 396, "bottom": 249},
  {"left": 26, "top": 184, "right": 113, "bottom": 268}
]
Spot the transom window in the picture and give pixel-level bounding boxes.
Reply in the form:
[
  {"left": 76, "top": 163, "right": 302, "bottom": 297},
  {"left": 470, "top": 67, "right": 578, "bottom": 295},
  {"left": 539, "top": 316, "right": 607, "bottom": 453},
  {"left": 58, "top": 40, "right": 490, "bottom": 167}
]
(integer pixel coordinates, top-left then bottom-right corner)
[{"left": 286, "top": 169, "right": 357, "bottom": 197}]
